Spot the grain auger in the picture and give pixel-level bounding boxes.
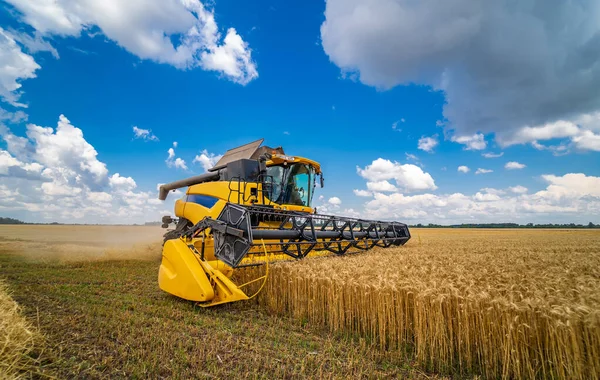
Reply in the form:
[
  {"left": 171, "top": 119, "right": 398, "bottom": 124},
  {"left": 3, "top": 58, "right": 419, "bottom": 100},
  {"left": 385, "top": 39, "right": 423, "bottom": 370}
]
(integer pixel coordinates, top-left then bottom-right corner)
[{"left": 158, "top": 139, "right": 411, "bottom": 306}]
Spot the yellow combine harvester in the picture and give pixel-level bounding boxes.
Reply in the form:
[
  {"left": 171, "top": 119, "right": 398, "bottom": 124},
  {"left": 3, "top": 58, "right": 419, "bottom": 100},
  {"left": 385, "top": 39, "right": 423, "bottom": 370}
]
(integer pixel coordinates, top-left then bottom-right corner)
[{"left": 158, "top": 139, "right": 411, "bottom": 306}]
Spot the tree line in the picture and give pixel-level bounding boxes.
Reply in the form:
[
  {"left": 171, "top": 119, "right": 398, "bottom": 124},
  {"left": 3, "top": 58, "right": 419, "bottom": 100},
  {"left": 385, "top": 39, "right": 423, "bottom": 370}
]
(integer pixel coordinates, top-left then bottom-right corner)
[{"left": 0, "top": 217, "right": 26, "bottom": 225}]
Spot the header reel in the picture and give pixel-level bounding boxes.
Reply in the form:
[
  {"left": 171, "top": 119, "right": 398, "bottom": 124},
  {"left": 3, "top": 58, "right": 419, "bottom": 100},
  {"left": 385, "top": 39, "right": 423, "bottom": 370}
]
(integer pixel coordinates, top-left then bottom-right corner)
[{"left": 182, "top": 203, "right": 410, "bottom": 268}]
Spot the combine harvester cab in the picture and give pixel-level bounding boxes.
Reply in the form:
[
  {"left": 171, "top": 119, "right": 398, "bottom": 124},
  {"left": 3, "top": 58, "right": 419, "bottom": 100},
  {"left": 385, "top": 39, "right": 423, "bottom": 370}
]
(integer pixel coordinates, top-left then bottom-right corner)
[{"left": 158, "top": 139, "right": 411, "bottom": 307}]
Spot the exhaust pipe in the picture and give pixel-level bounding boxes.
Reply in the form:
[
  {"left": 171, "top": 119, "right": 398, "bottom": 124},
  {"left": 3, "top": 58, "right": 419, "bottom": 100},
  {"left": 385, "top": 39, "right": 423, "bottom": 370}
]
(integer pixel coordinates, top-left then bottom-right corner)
[{"left": 158, "top": 171, "right": 221, "bottom": 200}]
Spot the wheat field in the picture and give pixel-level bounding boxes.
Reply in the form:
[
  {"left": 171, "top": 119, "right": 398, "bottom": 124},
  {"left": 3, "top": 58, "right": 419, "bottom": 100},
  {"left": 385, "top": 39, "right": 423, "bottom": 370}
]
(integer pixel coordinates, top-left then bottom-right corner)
[
  {"left": 1, "top": 226, "right": 599, "bottom": 378},
  {"left": 240, "top": 229, "right": 600, "bottom": 379},
  {"left": 0, "top": 225, "right": 163, "bottom": 261}
]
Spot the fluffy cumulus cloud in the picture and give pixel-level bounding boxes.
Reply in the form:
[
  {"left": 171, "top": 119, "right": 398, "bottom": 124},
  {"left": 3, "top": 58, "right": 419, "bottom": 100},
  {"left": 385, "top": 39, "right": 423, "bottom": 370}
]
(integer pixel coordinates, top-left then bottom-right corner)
[
  {"left": 328, "top": 196, "right": 342, "bottom": 206},
  {"left": 132, "top": 126, "right": 158, "bottom": 142},
  {"left": 451, "top": 133, "right": 486, "bottom": 150},
  {"left": 166, "top": 142, "right": 187, "bottom": 170},
  {"left": 505, "top": 161, "right": 526, "bottom": 170},
  {"left": 321, "top": 0, "right": 600, "bottom": 150},
  {"left": 366, "top": 180, "right": 397, "bottom": 192},
  {"left": 357, "top": 158, "right": 437, "bottom": 193},
  {"left": 0, "top": 115, "right": 175, "bottom": 223},
  {"left": 4, "top": 0, "right": 258, "bottom": 84},
  {"left": 417, "top": 135, "right": 438, "bottom": 152},
  {"left": 193, "top": 149, "right": 223, "bottom": 172},
  {"left": 457, "top": 165, "right": 469, "bottom": 173},
  {"left": 312, "top": 195, "right": 360, "bottom": 218},
  {"left": 358, "top": 174, "right": 600, "bottom": 224},
  {"left": 475, "top": 168, "right": 493, "bottom": 175},
  {"left": 0, "top": 28, "right": 40, "bottom": 107}
]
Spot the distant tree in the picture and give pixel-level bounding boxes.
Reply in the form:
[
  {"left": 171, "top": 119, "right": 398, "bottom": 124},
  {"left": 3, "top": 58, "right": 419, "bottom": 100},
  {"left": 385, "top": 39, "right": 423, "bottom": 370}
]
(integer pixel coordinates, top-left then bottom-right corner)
[{"left": 0, "top": 217, "right": 25, "bottom": 224}]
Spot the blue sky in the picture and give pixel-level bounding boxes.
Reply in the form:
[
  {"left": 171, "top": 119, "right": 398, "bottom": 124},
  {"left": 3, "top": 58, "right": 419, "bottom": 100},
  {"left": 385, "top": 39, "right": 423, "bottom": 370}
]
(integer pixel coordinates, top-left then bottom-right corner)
[{"left": 0, "top": 0, "right": 599, "bottom": 224}]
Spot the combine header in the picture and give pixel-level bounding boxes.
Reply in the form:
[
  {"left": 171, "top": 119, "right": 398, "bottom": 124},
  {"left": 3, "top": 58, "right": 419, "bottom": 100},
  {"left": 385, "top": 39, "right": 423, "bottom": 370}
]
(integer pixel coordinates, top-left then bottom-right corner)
[{"left": 158, "top": 139, "right": 410, "bottom": 306}]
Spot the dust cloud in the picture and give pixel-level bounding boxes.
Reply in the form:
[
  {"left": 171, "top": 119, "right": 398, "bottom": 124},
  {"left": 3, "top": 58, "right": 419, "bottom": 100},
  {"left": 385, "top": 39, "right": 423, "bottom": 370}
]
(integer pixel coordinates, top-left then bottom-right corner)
[{"left": 0, "top": 225, "right": 166, "bottom": 262}]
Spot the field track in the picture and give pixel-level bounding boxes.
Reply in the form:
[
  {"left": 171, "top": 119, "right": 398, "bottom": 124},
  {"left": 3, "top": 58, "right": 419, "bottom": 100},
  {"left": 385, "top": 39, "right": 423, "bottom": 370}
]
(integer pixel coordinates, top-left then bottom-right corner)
[{"left": 1, "top": 226, "right": 599, "bottom": 378}]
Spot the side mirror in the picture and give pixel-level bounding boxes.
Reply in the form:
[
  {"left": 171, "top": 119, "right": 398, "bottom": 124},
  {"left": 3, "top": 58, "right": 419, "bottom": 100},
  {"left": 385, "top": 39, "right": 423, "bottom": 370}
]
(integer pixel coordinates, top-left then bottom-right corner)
[
  {"left": 320, "top": 174, "right": 325, "bottom": 188},
  {"left": 258, "top": 154, "right": 270, "bottom": 173}
]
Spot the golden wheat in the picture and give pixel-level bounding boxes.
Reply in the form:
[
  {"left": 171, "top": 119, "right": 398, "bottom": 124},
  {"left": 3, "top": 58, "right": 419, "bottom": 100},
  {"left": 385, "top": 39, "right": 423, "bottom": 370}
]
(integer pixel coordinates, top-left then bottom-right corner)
[
  {"left": 239, "top": 229, "right": 600, "bottom": 379},
  {"left": 0, "top": 279, "right": 36, "bottom": 379}
]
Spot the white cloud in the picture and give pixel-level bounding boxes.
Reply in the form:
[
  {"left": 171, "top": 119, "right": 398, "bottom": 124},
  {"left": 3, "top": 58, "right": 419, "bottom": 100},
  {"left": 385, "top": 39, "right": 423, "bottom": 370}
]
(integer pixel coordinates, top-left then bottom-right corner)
[
  {"left": 193, "top": 149, "right": 223, "bottom": 172},
  {"left": 357, "top": 158, "right": 437, "bottom": 193},
  {"left": 572, "top": 130, "right": 600, "bottom": 152},
  {"left": 340, "top": 208, "right": 361, "bottom": 218},
  {"left": 392, "top": 119, "right": 404, "bottom": 131},
  {"left": 497, "top": 114, "right": 600, "bottom": 153},
  {"left": 366, "top": 180, "right": 397, "bottom": 192},
  {"left": 417, "top": 135, "right": 438, "bottom": 152},
  {"left": 479, "top": 188, "right": 505, "bottom": 196},
  {"left": 165, "top": 142, "right": 187, "bottom": 170},
  {"left": 0, "top": 149, "right": 23, "bottom": 174},
  {"left": 457, "top": 166, "right": 469, "bottom": 173},
  {"left": 538, "top": 173, "right": 600, "bottom": 198},
  {"left": 482, "top": 152, "right": 503, "bottom": 158},
  {"left": 475, "top": 168, "right": 493, "bottom": 175},
  {"left": 172, "top": 158, "right": 187, "bottom": 170},
  {"left": 509, "top": 185, "right": 528, "bottom": 194},
  {"left": 451, "top": 133, "right": 486, "bottom": 150},
  {"left": 405, "top": 153, "right": 418, "bottom": 161},
  {"left": 505, "top": 161, "right": 526, "bottom": 170},
  {"left": 0, "top": 107, "right": 27, "bottom": 123},
  {"left": 132, "top": 126, "right": 158, "bottom": 141},
  {"left": 0, "top": 115, "right": 175, "bottom": 223},
  {"left": 87, "top": 191, "right": 112, "bottom": 204},
  {"left": 359, "top": 173, "right": 600, "bottom": 224},
  {"left": 5, "top": 0, "right": 258, "bottom": 84},
  {"left": 328, "top": 196, "right": 342, "bottom": 206},
  {"left": 473, "top": 192, "right": 501, "bottom": 202},
  {"left": 498, "top": 120, "right": 580, "bottom": 147},
  {"left": 0, "top": 27, "right": 40, "bottom": 107},
  {"left": 166, "top": 152, "right": 186, "bottom": 170},
  {"left": 26, "top": 114, "right": 108, "bottom": 188},
  {"left": 8, "top": 29, "right": 59, "bottom": 58},
  {"left": 109, "top": 173, "right": 136, "bottom": 191},
  {"left": 320, "top": 1, "right": 600, "bottom": 150},
  {"left": 353, "top": 189, "right": 372, "bottom": 197}
]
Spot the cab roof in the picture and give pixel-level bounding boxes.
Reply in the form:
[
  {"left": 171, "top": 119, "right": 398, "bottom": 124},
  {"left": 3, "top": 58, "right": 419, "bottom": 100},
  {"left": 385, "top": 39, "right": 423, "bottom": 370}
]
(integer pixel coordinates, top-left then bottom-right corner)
[{"left": 267, "top": 153, "right": 322, "bottom": 174}]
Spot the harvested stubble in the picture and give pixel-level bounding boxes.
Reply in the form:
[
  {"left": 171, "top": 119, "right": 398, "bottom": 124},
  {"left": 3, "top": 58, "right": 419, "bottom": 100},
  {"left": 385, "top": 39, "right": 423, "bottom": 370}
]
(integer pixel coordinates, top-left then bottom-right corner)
[
  {"left": 0, "top": 279, "right": 35, "bottom": 379},
  {"left": 238, "top": 229, "right": 600, "bottom": 379}
]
